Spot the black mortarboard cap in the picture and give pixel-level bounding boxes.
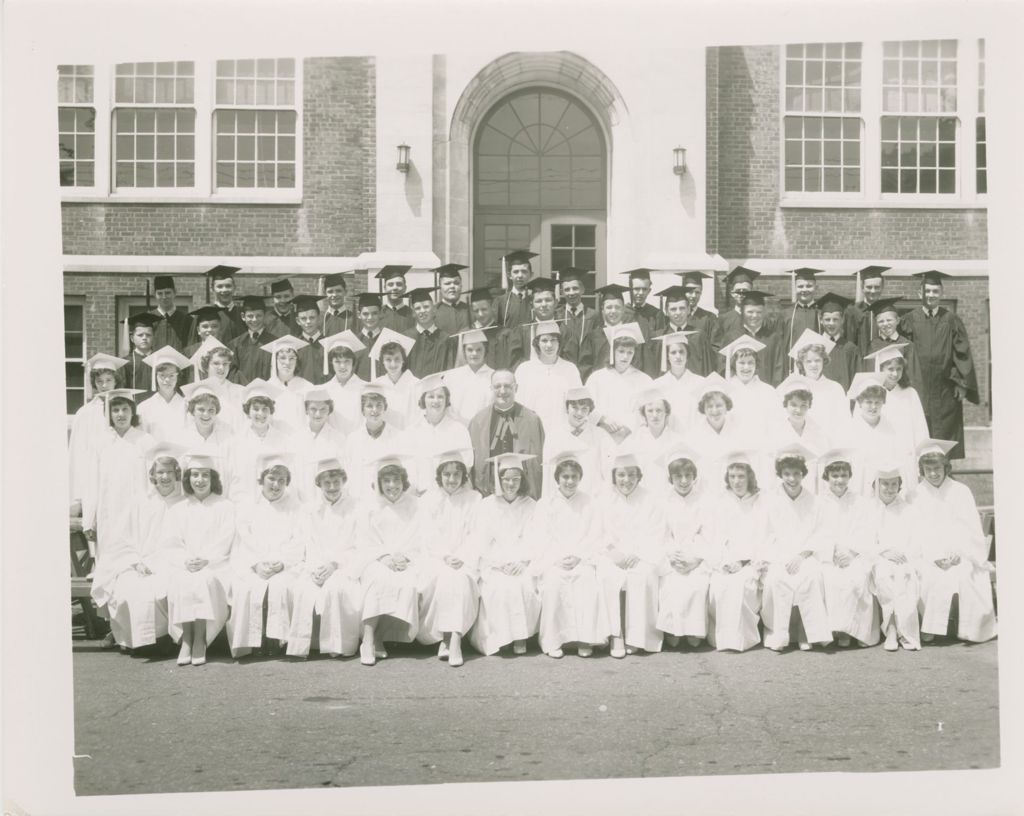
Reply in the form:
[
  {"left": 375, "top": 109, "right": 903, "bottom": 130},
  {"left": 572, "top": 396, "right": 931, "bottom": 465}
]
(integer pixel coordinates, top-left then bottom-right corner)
[
  {"left": 153, "top": 275, "right": 175, "bottom": 291},
  {"left": 241, "top": 295, "right": 268, "bottom": 312},
  {"left": 790, "top": 267, "right": 824, "bottom": 281},
  {"left": 739, "top": 289, "right": 772, "bottom": 306},
  {"left": 525, "top": 277, "right": 557, "bottom": 293},
  {"left": 726, "top": 266, "right": 761, "bottom": 286},
  {"left": 868, "top": 297, "right": 902, "bottom": 317},
  {"left": 433, "top": 263, "right": 468, "bottom": 278},
  {"left": 679, "top": 270, "right": 712, "bottom": 287},
  {"left": 469, "top": 286, "right": 499, "bottom": 302},
  {"left": 324, "top": 273, "right": 347, "bottom": 289},
  {"left": 407, "top": 287, "right": 437, "bottom": 305},
  {"left": 127, "top": 312, "right": 161, "bottom": 330},
  {"left": 375, "top": 265, "right": 412, "bottom": 281},
  {"left": 625, "top": 268, "right": 654, "bottom": 281},
  {"left": 557, "top": 267, "right": 588, "bottom": 285},
  {"left": 270, "top": 278, "right": 294, "bottom": 294},
  {"left": 595, "top": 283, "right": 629, "bottom": 300},
  {"left": 656, "top": 285, "right": 690, "bottom": 303},
  {"left": 356, "top": 292, "right": 382, "bottom": 309},
  {"left": 190, "top": 305, "right": 222, "bottom": 322},
  {"left": 291, "top": 294, "right": 322, "bottom": 313},
  {"left": 205, "top": 265, "right": 240, "bottom": 281},
  {"left": 855, "top": 265, "right": 890, "bottom": 280},
  {"left": 817, "top": 291, "right": 854, "bottom": 313},
  {"left": 912, "top": 270, "right": 951, "bottom": 285},
  {"left": 503, "top": 250, "right": 538, "bottom": 265}
]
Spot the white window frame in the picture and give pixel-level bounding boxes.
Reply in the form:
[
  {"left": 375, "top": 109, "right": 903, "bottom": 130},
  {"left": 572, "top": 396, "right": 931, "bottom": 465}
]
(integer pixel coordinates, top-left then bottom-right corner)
[
  {"left": 116, "top": 294, "right": 193, "bottom": 356},
  {"left": 64, "top": 297, "right": 87, "bottom": 417},
  {"left": 60, "top": 58, "right": 303, "bottom": 204},
  {"left": 58, "top": 65, "right": 98, "bottom": 190},
  {"left": 780, "top": 39, "right": 986, "bottom": 209}
]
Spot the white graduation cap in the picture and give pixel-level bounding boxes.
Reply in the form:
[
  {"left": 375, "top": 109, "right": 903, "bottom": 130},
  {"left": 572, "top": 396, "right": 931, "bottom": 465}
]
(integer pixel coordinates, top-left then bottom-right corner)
[
  {"left": 773, "top": 441, "right": 819, "bottom": 465},
  {"left": 260, "top": 334, "right": 308, "bottom": 380},
  {"left": 242, "top": 377, "right": 283, "bottom": 405},
  {"left": 846, "top": 371, "right": 887, "bottom": 401},
  {"left": 141, "top": 345, "right": 191, "bottom": 391},
  {"left": 564, "top": 386, "right": 595, "bottom": 404},
  {"left": 870, "top": 457, "right": 905, "bottom": 499},
  {"left": 696, "top": 371, "right": 732, "bottom": 403},
  {"left": 545, "top": 447, "right": 588, "bottom": 469},
  {"left": 313, "top": 456, "right": 346, "bottom": 480},
  {"left": 144, "top": 440, "right": 187, "bottom": 472},
  {"left": 658, "top": 442, "right": 703, "bottom": 470},
  {"left": 84, "top": 353, "right": 129, "bottom": 401},
  {"left": 255, "top": 449, "right": 295, "bottom": 479},
  {"left": 602, "top": 322, "right": 646, "bottom": 365},
  {"left": 915, "top": 438, "right": 957, "bottom": 459},
  {"left": 187, "top": 336, "right": 228, "bottom": 377},
  {"left": 319, "top": 330, "right": 366, "bottom": 377},
  {"left": 451, "top": 326, "right": 490, "bottom": 367},
  {"left": 864, "top": 343, "right": 909, "bottom": 372},
  {"left": 415, "top": 372, "right": 448, "bottom": 401},
  {"left": 723, "top": 445, "right": 759, "bottom": 468},
  {"left": 180, "top": 382, "right": 222, "bottom": 404},
  {"left": 656, "top": 330, "right": 697, "bottom": 372},
  {"left": 775, "top": 373, "right": 816, "bottom": 400},
  {"left": 610, "top": 450, "right": 642, "bottom": 472},
  {"left": 718, "top": 334, "right": 766, "bottom": 378},
  {"left": 521, "top": 318, "right": 564, "bottom": 361},
  {"left": 369, "top": 451, "right": 409, "bottom": 477},
  {"left": 368, "top": 327, "right": 416, "bottom": 381},
  {"left": 432, "top": 448, "right": 473, "bottom": 470},
  {"left": 182, "top": 448, "right": 225, "bottom": 472},
  {"left": 302, "top": 386, "right": 334, "bottom": 407},
  {"left": 818, "top": 446, "right": 856, "bottom": 471},
  {"left": 486, "top": 452, "right": 536, "bottom": 488},
  {"left": 632, "top": 387, "right": 670, "bottom": 413},
  {"left": 788, "top": 328, "right": 836, "bottom": 360}
]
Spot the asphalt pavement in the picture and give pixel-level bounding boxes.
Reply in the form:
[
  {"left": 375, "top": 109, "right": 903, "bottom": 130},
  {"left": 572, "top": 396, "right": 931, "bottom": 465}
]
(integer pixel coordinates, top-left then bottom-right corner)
[{"left": 71, "top": 635, "right": 999, "bottom": 796}]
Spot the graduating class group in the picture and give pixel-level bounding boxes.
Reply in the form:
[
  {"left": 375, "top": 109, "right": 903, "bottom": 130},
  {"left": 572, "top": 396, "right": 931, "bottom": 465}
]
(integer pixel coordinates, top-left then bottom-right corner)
[{"left": 68, "top": 251, "right": 995, "bottom": 670}]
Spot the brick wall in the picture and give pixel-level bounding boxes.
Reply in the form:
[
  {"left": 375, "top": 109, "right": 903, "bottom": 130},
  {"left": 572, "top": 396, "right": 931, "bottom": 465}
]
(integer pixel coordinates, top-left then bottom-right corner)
[{"left": 61, "top": 57, "right": 377, "bottom": 257}]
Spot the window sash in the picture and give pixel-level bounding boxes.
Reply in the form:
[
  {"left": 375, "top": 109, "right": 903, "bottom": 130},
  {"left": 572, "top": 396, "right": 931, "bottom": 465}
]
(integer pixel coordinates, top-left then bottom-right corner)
[{"left": 65, "top": 301, "right": 86, "bottom": 415}]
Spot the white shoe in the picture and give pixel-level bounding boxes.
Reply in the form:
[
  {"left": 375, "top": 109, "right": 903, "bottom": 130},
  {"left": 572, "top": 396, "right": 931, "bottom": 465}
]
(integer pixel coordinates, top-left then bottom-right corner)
[
  {"left": 685, "top": 636, "right": 702, "bottom": 648},
  {"left": 177, "top": 641, "right": 192, "bottom": 666},
  {"left": 610, "top": 636, "right": 626, "bottom": 659},
  {"left": 921, "top": 633, "right": 935, "bottom": 643},
  {"left": 547, "top": 648, "right": 564, "bottom": 659},
  {"left": 448, "top": 651, "right": 464, "bottom": 668},
  {"left": 437, "top": 642, "right": 450, "bottom": 661},
  {"left": 664, "top": 634, "right": 681, "bottom": 648},
  {"left": 512, "top": 640, "right": 527, "bottom": 655},
  {"left": 837, "top": 634, "right": 851, "bottom": 648},
  {"left": 578, "top": 645, "right": 593, "bottom": 658},
  {"left": 798, "top": 641, "right": 812, "bottom": 651},
  {"left": 360, "top": 642, "right": 376, "bottom": 666}
]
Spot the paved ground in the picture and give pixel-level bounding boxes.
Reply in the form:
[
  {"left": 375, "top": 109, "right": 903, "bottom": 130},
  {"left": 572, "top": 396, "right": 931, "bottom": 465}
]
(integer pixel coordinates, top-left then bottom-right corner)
[{"left": 72, "top": 634, "right": 999, "bottom": 796}]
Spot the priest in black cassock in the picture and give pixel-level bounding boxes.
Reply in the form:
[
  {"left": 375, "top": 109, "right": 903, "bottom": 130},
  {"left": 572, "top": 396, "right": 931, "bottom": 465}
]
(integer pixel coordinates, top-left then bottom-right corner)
[
  {"left": 898, "top": 270, "right": 980, "bottom": 459},
  {"left": 376, "top": 265, "right": 415, "bottom": 334},
  {"left": 403, "top": 287, "right": 454, "bottom": 378},
  {"left": 716, "top": 290, "right": 787, "bottom": 386},
  {"left": 493, "top": 250, "right": 537, "bottom": 329},
  {"left": 321, "top": 273, "right": 357, "bottom": 336},
  {"left": 816, "top": 291, "right": 859, "bottom": 391},
  {"left": 433, "top": 263, "right": 472, "bottom": 336},
  {"left": 228, "top": 295, "right": 278, "bottom": 385},
  {"left": 844, "top": 265, "right": 891, "bottom": 357},
  {"left": 555, "top": 267, "right": 596, "bottom": 367},
  {"left": 712, "top": 266, "right": 760, "bottom": 352},
  {"left": 643, "top": 285, "right": 717, "bottom": 377},
  {"left": 778, "top": 267, "right": 824, "bottom": 374},
  {"left": 150, "top": 275, "right": 191, "bottom": 352}
]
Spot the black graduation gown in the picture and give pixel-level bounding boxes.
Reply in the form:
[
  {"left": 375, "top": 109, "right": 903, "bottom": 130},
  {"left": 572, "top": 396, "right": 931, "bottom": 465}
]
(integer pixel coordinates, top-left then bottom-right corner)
[
  {"left": 151, "top": 309, "right": 192, "bottom": 353},
  {"left": 577, "top": 323, "right": 647, "bottom": 382},
  {"left": 471, "top": 323, "right": 521, "bottom": 371},
  {"left": 690, "top": 308, "right": 718, "bottom": 341},
  {"left": 322, "top": 308, "right": 357, "bottom": 337},
  {"left": 380, "top": 304, "right": 415, "bottom": 335},
  {"left": 779, "top": 303, "right": 822, "bottom": 374},
  {"left": 631, "top": 302, "right": 666, "bottom": 339},
  {"left": 717, "top": 322, "right": 788, "bottom": 386},
  {"left": 228, "top": 329, "right": 278, "bottom": 385},
  {"left": 898, "top": 307, "right": 980, "bottom": 459},
  {"left": 118, "top": 350, "right": 152, "bottom": 390},
  {"left": 493, "top": 290, "right": 531, "bottom": 329},
  {"left": 863, "top": 335, "right": 926, "bottom": 396},
  {"left": 211, "top": 304, "right": 247, "bottom": 344},
  {"left": 643, "top": 324, "right": 718, "bottom": 378},
  {"left": 821, "top": 333, "right": 859, "bottom": 392},
  {"left": 844, "top": 301, "right": 876, "bottom": 359},
  {"left": 711, "top": 308, "right": 743, "bottom": 351},
  {"left": 558, "top": 304, "right": 597, "bottom": 367},
  {"left": 435, "top": 302, "right": 471, "bottom": 336},
  {"left": 264, "top": 309, "right": 301, "bottom": 339},
  {"left": 297, "top": 336, "right": 329, "bottom": 385},
  {"left": 353, "top": 329, "right": 382, "bottom": 381},
  {"left": 404, "top": 327, "right": 455, "bottom": 378}
]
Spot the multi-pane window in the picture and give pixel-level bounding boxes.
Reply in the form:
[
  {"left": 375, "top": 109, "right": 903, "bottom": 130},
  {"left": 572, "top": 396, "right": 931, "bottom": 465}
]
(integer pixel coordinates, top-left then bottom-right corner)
[
  {"left": 113, "top": 62, "right": 196, "bottom": 188},
  {"left": 65, "top": 302, "right": 86, "bottom": 414},
  {"left": 58, "top": 65, "right": 95, "bottom": 187},
  {"left": 551, "top": 225, "right": 596, "bottom": 272},
  {"left": 977, "top": 39, "right": 986, "bottom": 194},
  {"left": 214, "top": 59, "right": 297, "bottom": 189},
  {"left": 882, "top": 40, "right": 958, "bottom": 113},
  {"left": 783, "top": 43, "right": 862, "bottom": 193}
]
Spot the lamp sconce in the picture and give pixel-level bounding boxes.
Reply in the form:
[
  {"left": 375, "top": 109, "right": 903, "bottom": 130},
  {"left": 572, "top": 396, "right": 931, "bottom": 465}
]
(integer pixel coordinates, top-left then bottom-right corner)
[
  {"left": 673, "top": 146, "right": 687, "bottom": 176},
  {"left": 396, "top": 143, "right": 411, "bottom": 173}
]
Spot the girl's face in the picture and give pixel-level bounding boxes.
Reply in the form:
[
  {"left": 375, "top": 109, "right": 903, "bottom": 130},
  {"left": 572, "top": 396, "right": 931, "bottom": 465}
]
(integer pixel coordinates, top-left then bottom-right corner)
[
  {"left": 152, "top": 461, "right": 179, "bottom": 496},
  {"left": 802, "top": 351, "right": 824, "bottom": 380},
  {"left": 785, "top": 397, "right": 810, "bottom": 420},
  {"left": 704, "top": 395, "right": 729, "bottom": 423},
  {"left": 671, "top": 468, "right": 696, "bottom": 496},
  {"left": 877, "top": 476, "right": 901, "bottom": 503},
  {"left": 557, "top": 466, "right": 581, "bottom": 498},
  {"left": 110, "top": 401, "right": 133, "bottom": 433},
  {"left": 276, "top": 349, "right": 298, "bottom": 378},
  {"left": 306, "top": 401, "right": 331, "bottom": 427},
  {"left": 155, "top": 366, "right": 179, "bottom": 393},
  {"left": 464, "top": 342, "right": 486, "bottom": 369},
  {"left": 332, "top": 355, "right": 355, "bottom": 381},
  {"left": 566, "top": 400, "right": 591, "bottom": 430},
  {"left": 614, "top": 466, "right": 640, "bottom": 496},
  {"left": 537, "top": 334, "right": 559, "bottom": 360},
  {"left": 192, "top": 398, "right": 219, "bottom": 426},
  {"left": 735, "top": 353, "right": 756, "bottom": 382},
  {"left": 858, "top": 395, "right": 884, "bottom": 422},
  {"left": 499, "top": 468, "right": 523, "bottom": 501},
  {"left": 423, "top": 388, "right": 447, "bottom": 417},
  {"left": 613, "top": 343, "right": 635, "bottom": 372},
  {"left": 94, "top": 370, "right": 117, "bottom": 393},
  {"left": 643, "top": 400, "right": 668, "bottom": 433},
  {"left": 922, "top": 458, "right": 946, "bottom": 488},
  {"left": 439, "top": 462, "right": 464, "bottom": 495},
  {"left": 827, "top": 468, "right": 851, "bottom": 497},
  {"left": 380, "top": 472, "right": 405, "bottom": 502},
  {"left": 727, "top": 465, "right": 749, "bottom": 496},
  {"left": 362, "top": 396, "right": 386, "bottom": 430},
  {"left": 190, "top": 467, "right": 212, "bottom": 499},
  {"left": 382, "top": 351, "right": 404, "bottom": 377},
  {"left": 208, "top": 354, "right": 231, "bottom": 379},
  {"left": 261, "top": 467, "right": 289, "bottom": 502},
  {"left": 249, "top": 401, "right": 272, "bottom": 427},
  {"left": 319, "top": 472, "right": 345, "bottom": 503},
  {"left": 881, "top": 359, "right": 904, "bottom": 388},
  {"left": 780, "top": 465, "right": 804, "bottom": 495},
  {"left": 667, "top": 342, "right": 688, "bottom": 371}
]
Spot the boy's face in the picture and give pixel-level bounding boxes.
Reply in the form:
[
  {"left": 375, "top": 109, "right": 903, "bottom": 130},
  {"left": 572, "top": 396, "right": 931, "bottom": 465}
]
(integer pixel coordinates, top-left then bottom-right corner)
[{"left": 132, "top": 326, "right": 154, "bottom": 351}]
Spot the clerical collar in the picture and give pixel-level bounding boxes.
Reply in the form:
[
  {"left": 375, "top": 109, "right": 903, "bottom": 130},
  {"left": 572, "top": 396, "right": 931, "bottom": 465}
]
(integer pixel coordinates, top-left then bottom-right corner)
[{"left": 494, "top": 402, "right": 518, "bottom": 415}]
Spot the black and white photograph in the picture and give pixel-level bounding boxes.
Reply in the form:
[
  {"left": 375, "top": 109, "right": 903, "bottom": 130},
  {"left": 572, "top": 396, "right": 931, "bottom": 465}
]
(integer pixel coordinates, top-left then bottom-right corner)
[{"left": 4, "top": 1, "right": 1023, "bottom": 814}]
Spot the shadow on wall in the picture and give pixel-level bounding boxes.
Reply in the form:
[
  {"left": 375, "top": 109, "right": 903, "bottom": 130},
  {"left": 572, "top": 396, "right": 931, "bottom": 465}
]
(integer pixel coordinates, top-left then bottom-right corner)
[
  {"left": 678, "top": 165, "right": 696, "bottom": 218},
  {"left": 404, "top": 162, "right": 424, "bottom": 218},
  {"left": 716, "top": 45, "right": 759, "bottom": 259}
]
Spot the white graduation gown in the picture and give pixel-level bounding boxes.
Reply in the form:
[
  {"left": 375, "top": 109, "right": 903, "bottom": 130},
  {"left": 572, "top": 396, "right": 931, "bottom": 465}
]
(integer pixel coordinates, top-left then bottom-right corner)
[
  {"left": 759, "top": 486, "right": 832, "bottom": 649},
  {"left": 444, "top": 364, "right": 494, "bottom": 425},
  {"left": 137, "top": 392, "right": 187, "bottom": 443},
  {"left": 356, "top": 491, "right": 435, "bottom": 643},
  {"left": 68, "top": 398, "right": 107, "bottom": 505},
  {"left": 597, "top": 485, "right": 665, "bottom": 652},
  {"left": 91, "top": 489, "right": 184, "bottom": 648},
  {"left": 728, "top": 376, "right": 776, "bottom": 438},
  {"left": 372, "top": 370, "right": 421, "bottom": 430},
  {"left": 881, "top": 384, "right": 929, "bottom": 454},
  {"left": 844, "top": 414, "right": 915, "bottom": 498},
  {"left": 324, "top": 374, "right": 367, "bottom": 433},
  {"left": 657, "top": 486, "right": 717, "bottom": 639},
  {"left": 227, "top": 491, "right": 304, "bottom": 654},
  {"left": 417, "top": 485, "right": 483, "bottom": 641},
  {"left": 625, "top": 426, "right": 685, "bottom": 495},
  {"left": 342, "top": 422, "right": 403, "bottom": 500},
  {"left": 585, "top": 366, "right": 654, "bottom": 432},
  {"left": 867, "top": 493, "right": 921, "bottom": 647},
  {"left": 227, "top": 422, "right": 296, "bottom": 503},
  {"left": 468, "top": 494, "right": 541, "bottom": 655},
  {"left": 805, "top": 374, "right": 852, "bottom": 441},
  {"left": 291, "top": 423, "right": 346, "bottom": 504},
  {"left": 542, "top": 422, "right": 615, "bottom": 490},
  {"left": 911, "top": 478, "right": 996, "bottom": 642},
  {"left": 514, "top": 358, "right": 583, "bottom": 434},
  {"left": 287, "top": 494, "right": 364, "bottom": 656},
  {"left": 268, "top": 375, "right": 316, "bottom": 430},
  {"left": 163, "top": 493, "right": 236, "bottom": 643},
  {"left": 688, "top": 415, "right": 750, "bottom": 491},
  {"left": 654, "top": 369, "right": 706, "bottom": 434},
  {"left": 194, "top": 377, "right": 246, "bottom": 430},
  {"left": 532, "top": 489, "right": 613, "bottom": 652},
  {"left": 399, "top": 414, "right": 473, "bottom": 495}
]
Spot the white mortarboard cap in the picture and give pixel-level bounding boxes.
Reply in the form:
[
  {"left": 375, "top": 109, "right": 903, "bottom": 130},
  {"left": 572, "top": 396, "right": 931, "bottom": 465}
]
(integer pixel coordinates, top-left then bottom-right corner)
[
  {"left": 659, "top": 443, "right": 702, "bottom": 469},
  {"left": 788, "top": 328, "right": 836, "bottom": 360},
  {"left": 302, "top": 386, "right": 333, "bottom": 404},
  {"left": 846, "top": 371, "right": 886, "bottom": 400},
  {"left": 86, "top": 352, "right": 129, "bottom": 372},
  {"left": 545, "top": 447, "right": 588, "bottom": 469},
  {"left": 696, "top": 371, "right": 732, "bottom": 402},
  {"left": 718, "top": 334, "right": 766, "bottom": 378},
  {"left": 432, "top": 448, "right": 473, "bottom": 469},
  {"left": 564, "top": 386, "right": 594, "bottom": 403},
  {"left": 872, "top": 459, "right": 904, "bottom": 480},
  {"left": 103, "top": 388, "right": 144, "bottom": 403},
  {"left": 260, "top": 334, "right": 307, "bottom": 355},
  {"left": 723, "top": 446, "right": 759, "bottom": 467},
  {"left": 610, "top": 450, "right": 642, "bottom": 471},
  {"left": 144, "top": 440, "right": 187, "bottom": 470},
  {"left": 144, "top": 346, "right": 191, "bottom": 370},
  {"left": 242, "top": 378, "right": 282, "bottom": 403},
  {"left": 776, "top": 373, "right": 816, "bottom": 398},
  {"left": 864, "top": 343, "right": 909, "bottom": 371},
  {"left": 818, "top": 447, "right": 855, "bottom": 470},
  {"left": 255, "top": 450, "right": 294, "bottom": 475},
  {"left": 183, "top": 451, "right": 222, "bottom": 471},
  {"left": 369, "top": 327, "right": 416, "bottom": 360},
  {"left": 455, "top": 327, "right": 489, "bottom": 347},
  {"left": 773, "top": 441, "right": 819, "bottom": 464},
  {"left": 915, "top": 438, "right": 957, "bottom": 459},
  {"left": 188, "top": 336, "right": 228, "bottom": 372},
  {"left": 319, "top": 330, "right": 366, "bottom": 377},
  {"left": 416, "top": 372, "right": 447, "bottom": 399},
  {"left": 181, "top": 382, "right": 221, "bottom": 402},
  {"left": 602, "top": 322, "right": 645, "bottom": 346},
  {"left": 633, "top": 387, "right": 669, "bottom": 411},
  {"left": 369, "top": 451, "right": 408, "bottom": 473},
  {"left": 313, "top": 456, "right": 345, "bottom": 479},
  {"left": 486, "top": 452, "right": 536, "bottom": 470},
  {"left": 657, "top": 330, "right": 697, "bottom": 372}
]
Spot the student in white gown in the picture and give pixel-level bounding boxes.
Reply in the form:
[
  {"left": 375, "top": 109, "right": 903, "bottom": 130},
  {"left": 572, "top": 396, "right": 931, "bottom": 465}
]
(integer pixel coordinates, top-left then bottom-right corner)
[
  {"left": 585, "top": 323, "right": 654, "bottom": 444},
  {"left": 705, "top": 450, "right": 766, "bottom": 652},
  {"left": 91, "top": 442, "right": 185, "bottom": 651},
  {"left": 597, "top": 451, "right": 665, "bottom": 657},
  {"left": 468, "top": 453, "right": 542, "bottom": 657},
  {"left": 401, "top": 374, "right": 473, "bottom": 495},
  {"left": 687, "top": 373, "right": 747, "bottom": 477},
  {"left": 369, "top": 329, "right": 419, "bottom": 430},
  {"left": 513, "top": 320, "right": 583, "bottom": 433},
  {"left": 789, "top": 330, "right": 852, "bottom": 438},
  {"left": 758, "top": 444, "right": 833, "bottom": 651},
  {"left": 227, "top": 379, "right": 295, "bottom": 502},
  {"left": 653, "top": 331, "right": 705, "bottom": 434},
  {"left": 542, "top": 386, "right": 614, "bottom": 491},
  {"left": 227, "top": 453, "right": 305, "bottom": 658},
  {"left": 910, "top": 439, "right": 996, "bottom": 644},
  {"left": 865, "top": 344, "right": 929, "bottom": 453},
  {"left": 356, "top": 454, "right": 435, "bottom": 666},
  {"left": 320, "top": 331, "right": 368, "bottom": 433},
  {"left": 291, "top": 387, "right": 346, "bottom": 504},
  {"left": 720, "top": 335, "right": 775, "bottom": 438},
  {"left": 81, "top": 390, "right": 155, "bottom": 564},
  {"left": 192, "top": 342, "right": 245, "bottom": 429},
  {"left": 137, "top": 347, "right": 190, "bottom": 442},
  {"left": 178, "top": 383, "right": 236, "bottom": 490},
  {"left": 656, "top": 446, "right": 717, "bottom": 648},
  {"left": 263, "top": 336, "right": 316, "bottom": 429},
  {"left": 816, "top": 449, "right": 880, "bottom": 647},
  {"left": 845, "top": 373, "right": 916, "bottom": 495},
  {"left": 626, "top": 390, "right": 685, "bottom": 494},
  {"left": 866, "top": 461, "right": 922, "bottom": 651},
  {"left": 416, "top": 450, "right": 482, "bottom": 668},
  {"left": 343, "top": 382, "right": 404, "bottom": 500},
  {"left": 164, "top": 451, "right": 236, "bottom": 666},
  {"left": 286, "top": 457, "right": 364, "bottom": 659},
  {"left": 533, "top": 450, "right": 612, "bottom": 659},
  {"left": 69, "top": 354, "right": 127, "bottom": 520},
  {"left": 766, "top": 375, "right": 831, "bottom": 489},
  {"left": 443, "top": 328, "right": 495, "bottom": 425}
]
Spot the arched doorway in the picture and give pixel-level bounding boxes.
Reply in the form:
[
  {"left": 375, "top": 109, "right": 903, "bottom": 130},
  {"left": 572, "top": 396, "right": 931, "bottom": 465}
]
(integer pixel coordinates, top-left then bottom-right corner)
[{"left": 472, "top": 88, "right": 607, "bottom": 289}]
